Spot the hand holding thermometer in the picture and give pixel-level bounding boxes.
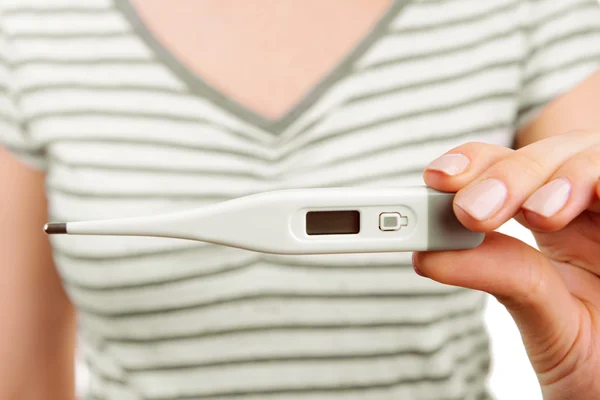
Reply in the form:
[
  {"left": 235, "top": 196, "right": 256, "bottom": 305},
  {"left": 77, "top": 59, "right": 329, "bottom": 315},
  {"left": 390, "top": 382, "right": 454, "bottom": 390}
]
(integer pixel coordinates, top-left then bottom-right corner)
[{"left": 44, "top": 186, "right": 484, "bottom": 254}]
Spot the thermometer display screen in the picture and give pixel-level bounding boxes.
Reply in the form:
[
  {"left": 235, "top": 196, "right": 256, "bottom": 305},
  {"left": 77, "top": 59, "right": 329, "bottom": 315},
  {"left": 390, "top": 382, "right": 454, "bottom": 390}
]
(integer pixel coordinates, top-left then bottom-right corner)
[{"left": 306, "top": 211, "right": 360, "bottom": 235}]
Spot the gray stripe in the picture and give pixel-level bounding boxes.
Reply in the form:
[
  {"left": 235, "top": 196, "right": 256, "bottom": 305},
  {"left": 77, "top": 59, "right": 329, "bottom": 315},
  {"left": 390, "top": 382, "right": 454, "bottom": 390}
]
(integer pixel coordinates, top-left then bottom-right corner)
[
  {"left": 43, "top": 137, "right": 270, "bottom": 161},
  {"left": 528, "top": 27, "right": 600, "bottom": 59},
  {"left": 45, "top": 183, "right": 247, "bottom": 200},
  {"left": 9, "top": 31, "right": 133, "bottom": 40},
  {"left": 517, "top": 100, "right": 550, "bottom": 120},
  {"left": 1, "top": 7, "right": 112, "bottom": 16},
  {"left": 2, "top": 143, "right": 46, "bottom": 156},
  {"left": 365, "top": 27, "right": 519, "bottom": 71},
  {"left": 84, "top": 356, "right": 128, "bottom": 385},
  {"left": 100, "top": 299, "right": 485, "bottom": 344},
  {"left": 315, "top": 169, "right": 425, "bottom": 188},
  {"left": 13, "top": 58, "right": 155, "bottom": 67},
  {"left": 348, "top": 60, "right": 519, "bottom": 105},
  {"left": 115, "top": 0, "right": 410, "bottom": 135},
  {"left": 8, "top": 1, "right": 517, "bottom": 39},
  {"left": 48, "top": 153, "right": 267, "bottom": 179},
  {"left": 390, "top": 1, "right": 519, "bottom": 34},
  {"left": 37, "top": 91, "right": 515, "bottom": 167},
  {"left": 0, "top": 112, "right": 18, "bottom": 125},
  {"left": 27, "top": 109, "right": 211, "bottom": 124},
  {"left": 79, "top": 287, "right": 469, "bottom": 318},
  {"left": 527, "top": 0, "right": 599, "bottom": 31},
  {"left": 143, "top": 351, "right": 490, "bottom": 400},
  {"left": 44, "top": 121, "right": 508, "bottom": 201},
  {"left": 290, "top": 57, "right": 518, "bottom": 140},
  {"left": 121, "top": 326, "right": 487, "bottom": 372},
  {"left": 282, "top": 91, "right": 516, "bottom": 159},
  {"left": 295, "top": 122, "right": 512, "bottom": 176},
  {"left": 64, "top": 261, "right": 413, "bottom": 292},
  {"left": 524, "top": 53, "right": 600, "bottom": 87},
  {"left": 51, "top": 243, "right": 212, "bottom": 262},
  {"left": 19, "top": 83, "right": 186, "bottom": 96},
  {"left": 29, "top": 111, "right": 263, "bottom": 145}
]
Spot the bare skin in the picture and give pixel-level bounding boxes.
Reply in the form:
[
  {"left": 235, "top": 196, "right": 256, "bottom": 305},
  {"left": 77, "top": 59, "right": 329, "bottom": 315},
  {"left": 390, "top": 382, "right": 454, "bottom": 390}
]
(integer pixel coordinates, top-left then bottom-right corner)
[{"left": 128, "top": 0, "right": 391, "bottom": 119}]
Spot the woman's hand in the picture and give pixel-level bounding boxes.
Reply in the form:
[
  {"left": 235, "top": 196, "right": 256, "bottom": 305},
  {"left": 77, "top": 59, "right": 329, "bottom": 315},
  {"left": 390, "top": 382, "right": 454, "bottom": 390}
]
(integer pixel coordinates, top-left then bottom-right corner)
[{"left": 415, "top": 130, "right": 600, "bottom": 400}]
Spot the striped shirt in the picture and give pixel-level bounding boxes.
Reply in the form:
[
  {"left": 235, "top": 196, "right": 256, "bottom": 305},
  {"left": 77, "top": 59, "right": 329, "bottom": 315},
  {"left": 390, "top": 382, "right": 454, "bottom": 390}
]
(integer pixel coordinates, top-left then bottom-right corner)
[{"left": 1, "top": 0, "right": 600, "bottom": 399}]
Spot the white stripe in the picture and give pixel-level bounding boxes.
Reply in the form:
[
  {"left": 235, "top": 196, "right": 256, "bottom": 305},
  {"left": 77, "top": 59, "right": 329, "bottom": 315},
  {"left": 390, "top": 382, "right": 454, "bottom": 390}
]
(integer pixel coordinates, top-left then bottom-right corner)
[
  {"left": 0, "top": 0, "right": 111, "bottom": 9},
  {"left": 279, "top": 34, "right": 522, "bottom": 142},
  {"left": 524, "top": 36, "right": 600, "bottom": 79},
  {"left": 83, "top": 344, "right": 127, "bottom": 382},
  {"left": 281, "top": 108, "right": 512, "bottom": 174},
  {"left": 108, "top": 305, "right": 483, "bottom": 370},
  {"left": 0, "top": 121, "right": 31, "bottom": 149},
  {"left": 50, "top": 233, "right": 205, "bottom": 261},
  {"left": 285, "top": 67, "right": 518, "bottom": 150},
  {"left": 345, "top": 34, "right": 522, "bottom": 100},
  {"left": 21, "top": 89, "right": 265, "bottom": 133},
  {"left": 130, "top": 335, "right": 488, "bottom": 398},
  {"left": 31, "top": 118, "right": 273, "bottom": 159},
  {"left": 56, "top": 246, "right": 258, "bottom": 288},
  {"left": 23, "top": 90, "right": 275, "bottom": 143},
  {"left": 67, "top": 263, "right": 458, "bottom": 316},
  {"left": 526, "top": 33, "right": 600, "bottom": 78},
  {"left": 48, "top": 194, "right": 226, "bottom": 225},
  {"left": 47, "top": 164, "right": 265, "bottom": 197},
  {"left": 50, "top": 141, "right": 271, "bottom": 176},
  {"left": 529, "top": 6, "right": 600, "bottom": 46},
  {"left": 530, "top": 0, "right": 596, "bottom": 24},
  {"left": 0, "top": 94, "right": 17, "bottom": 118},
  {"left": 284, "top": 129, "right": 513, "bottom": 188},
  {"left": 16, "top": 63, "right": 186, "bottom": 90},
  {"left": 359, "top": 3, "right": 519, "bottom": 68},
  {"left": 263, "top": 251, "right": 414, "bottom": 268},
  {"left": 521, "top": 57, "right": 600, "bottom": 106},
  {"left": 354, "top": 172, "right": 425, "bottom": 189},
  {"left": 390, "top": 0, "right": 516, "bottom": 30},
  {"left": 3, "top": 12, "right": 129, "bottom": 36},
  {"left": 79, "top": 290, "right": 485, "bottom": 341},
  {"left": 12, "top": 36, "right": 151, "bottom": 62}
]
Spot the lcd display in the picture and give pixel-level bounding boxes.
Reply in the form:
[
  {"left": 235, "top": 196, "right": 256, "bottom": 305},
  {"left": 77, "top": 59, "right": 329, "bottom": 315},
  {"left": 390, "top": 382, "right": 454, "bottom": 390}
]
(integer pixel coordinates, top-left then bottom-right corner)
[{"left": 306, "top": 211, "right": 360, "bottom": 235}]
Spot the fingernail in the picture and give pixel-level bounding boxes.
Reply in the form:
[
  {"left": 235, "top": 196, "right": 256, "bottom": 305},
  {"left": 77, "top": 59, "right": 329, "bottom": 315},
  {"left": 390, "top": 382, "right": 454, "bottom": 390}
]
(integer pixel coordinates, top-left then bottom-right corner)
[
  {"left": 425, "top": 154, "right": 470, "bottom": 176},
  {"left": 455, "top": 178, "right": 508, "bottom": 221},
  {"left": 412, "top": 252, "right": 425, "bottom": 277},
  {"left": 522, "top": 178, "right": 571, "bottom": 218}
]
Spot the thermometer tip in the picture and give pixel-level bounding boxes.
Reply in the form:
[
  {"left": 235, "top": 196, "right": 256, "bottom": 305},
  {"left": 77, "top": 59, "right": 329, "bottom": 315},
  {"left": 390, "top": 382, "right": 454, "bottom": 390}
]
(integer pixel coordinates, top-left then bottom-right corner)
[{"left": 44, "top": 223, "right": 67, "bottom": 234}]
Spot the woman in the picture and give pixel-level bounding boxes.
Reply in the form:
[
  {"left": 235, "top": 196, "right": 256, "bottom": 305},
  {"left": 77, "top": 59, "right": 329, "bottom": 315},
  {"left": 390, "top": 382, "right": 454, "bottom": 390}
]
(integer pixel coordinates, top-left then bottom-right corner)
[{"left": 1, "top": 0, "right": 599, "bottom": 399}]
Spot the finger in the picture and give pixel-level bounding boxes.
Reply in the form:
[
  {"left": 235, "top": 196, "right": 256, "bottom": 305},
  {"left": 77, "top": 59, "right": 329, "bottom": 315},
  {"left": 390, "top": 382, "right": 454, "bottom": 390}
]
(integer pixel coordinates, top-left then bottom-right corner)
[
  {"left": 412, "top": 233, "right": 583, "bottom": 382},
  {"left": 520, "top": 143, "right": 600, "bottom": 231},
  {"left": 593, "top": 178, "right": 600, "bottom": 213},
  {"left": 452, "top": 131, "right": 600, "bottom": 232},
  {"left": 423, "top": 142, "right": 513, "bottom": 192}
]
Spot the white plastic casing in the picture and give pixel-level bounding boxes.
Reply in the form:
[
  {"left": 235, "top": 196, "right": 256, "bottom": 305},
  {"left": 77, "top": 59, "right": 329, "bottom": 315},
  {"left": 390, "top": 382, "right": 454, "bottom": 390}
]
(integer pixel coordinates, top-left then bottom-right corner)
[{"left": 63, "top": 187, "right": 484, "bottom": 254}]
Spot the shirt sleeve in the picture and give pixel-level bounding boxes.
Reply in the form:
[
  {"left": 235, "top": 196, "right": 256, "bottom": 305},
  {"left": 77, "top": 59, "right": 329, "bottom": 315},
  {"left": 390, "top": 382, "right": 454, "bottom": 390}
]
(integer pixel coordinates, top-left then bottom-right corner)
[
  {"left": 517, "top": 0, "right": 600, "bottom": 129},
  {"left": 0, "top": 9, "right": 46, "bottom": 171}
]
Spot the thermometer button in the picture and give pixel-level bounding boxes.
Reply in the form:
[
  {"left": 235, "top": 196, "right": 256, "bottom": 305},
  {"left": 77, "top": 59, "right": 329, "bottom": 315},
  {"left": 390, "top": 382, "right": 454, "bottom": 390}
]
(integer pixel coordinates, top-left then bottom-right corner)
[{"left": 379, "top": 213, "right": 408, "bottom": 231}]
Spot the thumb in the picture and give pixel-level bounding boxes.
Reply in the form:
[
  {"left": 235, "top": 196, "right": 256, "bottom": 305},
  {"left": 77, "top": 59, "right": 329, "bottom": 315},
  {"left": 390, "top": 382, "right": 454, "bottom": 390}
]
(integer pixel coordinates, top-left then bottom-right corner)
[{"left": 413, "top": 232, "right": 581, "bottom": 380}]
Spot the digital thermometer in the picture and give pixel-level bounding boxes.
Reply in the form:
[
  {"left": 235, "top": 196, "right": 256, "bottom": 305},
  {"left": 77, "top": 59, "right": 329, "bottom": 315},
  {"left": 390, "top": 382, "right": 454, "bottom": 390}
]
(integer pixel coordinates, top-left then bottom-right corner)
[{"left": 44, "top": 186, "right": 484, "bottom": 254}]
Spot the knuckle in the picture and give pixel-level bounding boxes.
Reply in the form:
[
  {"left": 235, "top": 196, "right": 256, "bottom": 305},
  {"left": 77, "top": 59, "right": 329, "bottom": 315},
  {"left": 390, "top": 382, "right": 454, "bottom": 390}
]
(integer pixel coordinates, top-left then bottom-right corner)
[
  {"left": 490, "top": 151, "right": 547, "bottom": 183},
  {"left": 453, "top": 141, "right": 504, "bottom": 156}
]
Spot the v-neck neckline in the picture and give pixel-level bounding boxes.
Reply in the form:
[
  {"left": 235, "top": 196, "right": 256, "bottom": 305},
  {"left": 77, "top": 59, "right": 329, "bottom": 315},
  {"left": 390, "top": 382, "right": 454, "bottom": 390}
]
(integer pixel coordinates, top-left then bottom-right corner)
[{"left": 116, "top": 0, "right": 408, "bottom": 135}]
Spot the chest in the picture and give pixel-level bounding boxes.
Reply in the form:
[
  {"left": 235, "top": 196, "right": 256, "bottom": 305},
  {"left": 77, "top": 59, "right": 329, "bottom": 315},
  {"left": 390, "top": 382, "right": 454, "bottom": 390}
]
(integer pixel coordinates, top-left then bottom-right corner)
[{"left": 128, "top": 0, "right": 392, "bottom": 118}]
